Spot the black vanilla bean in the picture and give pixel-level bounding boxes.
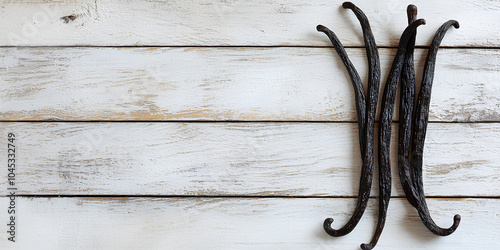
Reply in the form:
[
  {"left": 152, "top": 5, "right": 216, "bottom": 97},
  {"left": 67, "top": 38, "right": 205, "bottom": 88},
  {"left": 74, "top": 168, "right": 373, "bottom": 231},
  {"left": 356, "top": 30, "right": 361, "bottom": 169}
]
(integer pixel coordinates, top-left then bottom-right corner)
[
  {"left": 315, "top": 3, "right": 462, "bottom": 248},
  {"left": 315, "top": 25, "right": 367, "bottom": 155},
  {"left": 340, "top": 1, "right": 381, "bottom": 248},
  {"left": 410, "top": 20, "right": 461, "bottom": 236},
  {"left": 398, "top": 4, "right": 421, "bottom": 211},
  {"left": 317, "top": 1, "right": 380, "bottom": 237},
  {"left": 360, "top": 17, "right": 426, "bottom": 250}
]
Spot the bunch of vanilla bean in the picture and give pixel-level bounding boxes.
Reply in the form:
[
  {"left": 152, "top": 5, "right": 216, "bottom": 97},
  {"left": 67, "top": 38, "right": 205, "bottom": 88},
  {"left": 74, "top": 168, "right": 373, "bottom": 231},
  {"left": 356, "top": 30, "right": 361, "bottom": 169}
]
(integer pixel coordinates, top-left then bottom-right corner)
[{"left": 317, "top": 2, "right": 460, "bottom": 249}]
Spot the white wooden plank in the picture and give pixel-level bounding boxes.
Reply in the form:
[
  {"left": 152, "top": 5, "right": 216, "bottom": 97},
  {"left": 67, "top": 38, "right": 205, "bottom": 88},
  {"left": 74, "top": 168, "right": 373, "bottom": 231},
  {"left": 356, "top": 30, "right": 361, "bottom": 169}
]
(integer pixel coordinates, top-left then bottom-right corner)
[
  {"left": 1, "top": 47, "right": 498, "bottom": 122},
  {"left": 0, "top": 0, "right": 495, "bottom": 46},
  {"left": 1, "top": 122, "right": 498, "bottom": 196},
  {"left": 0, "top": 197, "right": 497, "bottom": 249}
]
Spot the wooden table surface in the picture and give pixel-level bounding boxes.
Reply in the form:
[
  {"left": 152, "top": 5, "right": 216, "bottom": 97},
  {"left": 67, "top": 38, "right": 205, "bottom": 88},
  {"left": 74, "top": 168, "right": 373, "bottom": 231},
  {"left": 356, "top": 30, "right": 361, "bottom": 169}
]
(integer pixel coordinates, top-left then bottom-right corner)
[{"left": 1, "top": 0, "right": 499, "bottom": 249}]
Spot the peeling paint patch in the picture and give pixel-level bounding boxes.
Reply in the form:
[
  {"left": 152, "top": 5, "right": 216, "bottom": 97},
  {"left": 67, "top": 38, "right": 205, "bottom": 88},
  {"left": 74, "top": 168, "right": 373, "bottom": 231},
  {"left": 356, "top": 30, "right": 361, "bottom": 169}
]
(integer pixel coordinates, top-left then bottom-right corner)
[{"left": 61, "top": 14, "right": 77, "bottom": 23}]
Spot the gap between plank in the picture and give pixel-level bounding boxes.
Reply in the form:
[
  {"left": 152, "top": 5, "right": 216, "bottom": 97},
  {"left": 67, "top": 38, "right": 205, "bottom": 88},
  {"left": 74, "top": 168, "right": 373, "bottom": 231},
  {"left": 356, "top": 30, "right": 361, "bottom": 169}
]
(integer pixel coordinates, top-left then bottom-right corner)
[
  {"left": 1, "top": 120, "right": 499, "bottom": 124},
  {"left": 6, "top": 195, "right": 500, "bottom": 199},
  {"left": 0, "top": 45, "right": 498, "bottom": 49}
]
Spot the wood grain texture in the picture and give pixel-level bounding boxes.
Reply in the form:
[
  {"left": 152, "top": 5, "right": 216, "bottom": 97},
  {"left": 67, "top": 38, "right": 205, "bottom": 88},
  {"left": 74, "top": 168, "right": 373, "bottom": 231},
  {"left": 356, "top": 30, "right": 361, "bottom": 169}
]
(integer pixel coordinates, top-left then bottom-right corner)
[
  {"left": 1, "top": 47, "right": 498, "bottom": 122},
  {"left": 1, "top": 122, "right": 498, "bottom": 196},
  {"left": 0, "top": 0, "right": 497, "bottom": 249},
  {"left": 0, "top": 197, "right": 498, "bottom": 249},
  {"left": 0, "top": 0, "right": 495, "bottom": 47}
]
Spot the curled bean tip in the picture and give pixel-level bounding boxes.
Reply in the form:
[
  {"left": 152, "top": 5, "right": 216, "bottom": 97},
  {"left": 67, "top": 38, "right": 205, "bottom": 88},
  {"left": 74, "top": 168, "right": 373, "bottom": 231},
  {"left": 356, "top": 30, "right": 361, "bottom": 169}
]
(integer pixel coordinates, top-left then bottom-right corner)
[
  {"left": 342, "top": 2, "right": 355, "bottom": 9},
  {"left": 323, "top": 218, "right": 341, "bottom": 236},
  {"left": 360, "top": 243, "right": 373, "bottom": 250},
  {"left": 406, "top": 4, "right": 417, "bottom": 22},
  {"left": 415, "top": 18, "right": 426, "bottom": 26},
  {"left": 451, "top": 20, "right": 460, "bottom": 29},
  {"left": 323, "top": 218, "right": 334, "bottom": 228},
  {"left": 407, "top": 4, "right": 417, "bottom": 13},
  {"left": 440, "top": 214, "right": 461, "bottom": 235},
  {"left": 453, "top": 214, "right": 461, "bottom": 226},
  {"left": 316, "top": 25, "right": 327, "bottom": 32}
]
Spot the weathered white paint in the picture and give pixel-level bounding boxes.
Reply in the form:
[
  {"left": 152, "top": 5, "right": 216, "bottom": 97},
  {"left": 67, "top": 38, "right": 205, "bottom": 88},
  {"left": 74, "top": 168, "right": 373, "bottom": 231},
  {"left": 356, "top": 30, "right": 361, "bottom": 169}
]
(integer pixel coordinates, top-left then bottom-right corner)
[
  {"left": 1, "top": 122, "right": 498, "bottom": 196},
  {"left": 1, "top": 48, "right": 498, "bottom": 122},
  {"left": 0, "top": 0, "right": 497, "bottom": 249},
  {"left": 0, "top": 197, "right": 498, "bottom": 249},
  {"left": 0, "top": 0, "right": 495, "bottom": 46}
]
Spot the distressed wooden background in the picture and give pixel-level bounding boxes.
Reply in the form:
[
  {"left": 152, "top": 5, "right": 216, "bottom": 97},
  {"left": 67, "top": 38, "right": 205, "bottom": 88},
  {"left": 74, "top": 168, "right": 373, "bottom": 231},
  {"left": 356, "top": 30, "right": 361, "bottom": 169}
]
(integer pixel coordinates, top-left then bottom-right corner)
[{"left": 1, "top": 0, "right": 499, "bottom": 249}]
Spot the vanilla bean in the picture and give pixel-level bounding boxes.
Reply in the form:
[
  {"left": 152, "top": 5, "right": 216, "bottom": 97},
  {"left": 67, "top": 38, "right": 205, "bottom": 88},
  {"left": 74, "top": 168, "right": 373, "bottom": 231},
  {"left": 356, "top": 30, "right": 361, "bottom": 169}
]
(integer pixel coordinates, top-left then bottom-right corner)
[
  {"left": 410, "top": 20, "right": 461, "bottom": 236},
  {"left": 398, "top": 4, "right": 421, "bottom": 210},
  {"left": 360, "top": 17, "right": 426, "bottom": 250},
  {"left": 316, "top": 3, "right": 461, "bottom": 247},
  {"left": 318, "top": 1, "right": 380, "bottom": 237},
  {"left": 316, "top": 25, "right": 366, "bottom": 154}
]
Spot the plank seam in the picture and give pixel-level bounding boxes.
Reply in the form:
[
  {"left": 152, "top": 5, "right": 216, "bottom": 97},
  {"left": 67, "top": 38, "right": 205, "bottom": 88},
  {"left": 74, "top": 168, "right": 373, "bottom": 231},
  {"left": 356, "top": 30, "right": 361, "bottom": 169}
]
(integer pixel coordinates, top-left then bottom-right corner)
[
  {"left": 1, "top": 120, "right": 499, "bottom": 124},
  {"left": 0, "top": 45, "right": 498, "bottom": 49},
  {"left": 5, "top": 195, "right": 500, "bottom": 199}
]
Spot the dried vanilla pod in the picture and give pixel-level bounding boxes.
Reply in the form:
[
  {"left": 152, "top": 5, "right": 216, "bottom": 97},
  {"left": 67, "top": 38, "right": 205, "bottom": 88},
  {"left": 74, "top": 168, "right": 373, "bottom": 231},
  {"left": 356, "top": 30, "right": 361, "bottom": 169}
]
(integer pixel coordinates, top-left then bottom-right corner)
[
  {"left": 317, "top": 1, "right": 379, "bottom": 237},
  {"left": 408, "top": 19, "right": 461, "bottom": 236},
  {"left": 364, "top": 17, "right": 426, "bottom": 250},
  {"left": 316, "top": 3, "right": 460, "bottom": 249}
]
